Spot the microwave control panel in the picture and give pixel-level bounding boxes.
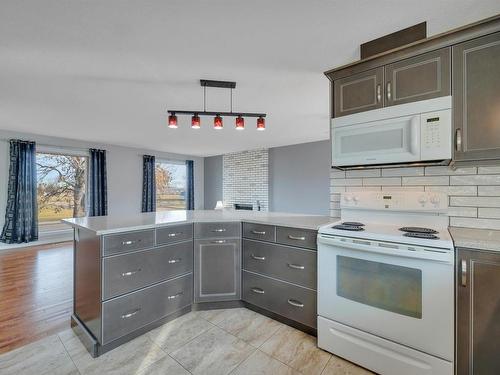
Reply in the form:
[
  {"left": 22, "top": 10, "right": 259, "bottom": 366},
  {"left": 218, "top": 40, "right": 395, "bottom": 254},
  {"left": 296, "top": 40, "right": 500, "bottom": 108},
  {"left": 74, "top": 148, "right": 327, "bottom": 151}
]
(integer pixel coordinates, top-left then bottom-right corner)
[{"left": 420, "top": 109, "right": 452, "bottom": 160}]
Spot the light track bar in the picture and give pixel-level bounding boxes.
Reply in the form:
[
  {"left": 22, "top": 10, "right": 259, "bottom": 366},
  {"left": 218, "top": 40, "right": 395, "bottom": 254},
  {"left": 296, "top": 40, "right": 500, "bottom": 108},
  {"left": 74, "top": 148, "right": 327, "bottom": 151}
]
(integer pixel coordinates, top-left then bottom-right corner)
[
  {"left": 200, "top": 79, "right": 236, "bottom": 89},
  {"left": 167, "top": 110, "right": 266, "bottom": 118}
]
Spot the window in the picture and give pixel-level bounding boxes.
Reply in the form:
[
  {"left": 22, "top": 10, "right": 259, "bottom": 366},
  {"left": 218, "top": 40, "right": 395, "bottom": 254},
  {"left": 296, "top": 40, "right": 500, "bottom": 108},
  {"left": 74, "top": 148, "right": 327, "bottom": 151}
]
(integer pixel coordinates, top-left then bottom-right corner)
[
  {"left": 155, "top": 160, "right": 187, "bottom": 210},
  {"left": 36, "top": 151, "right": 88, "bottom": 232}
]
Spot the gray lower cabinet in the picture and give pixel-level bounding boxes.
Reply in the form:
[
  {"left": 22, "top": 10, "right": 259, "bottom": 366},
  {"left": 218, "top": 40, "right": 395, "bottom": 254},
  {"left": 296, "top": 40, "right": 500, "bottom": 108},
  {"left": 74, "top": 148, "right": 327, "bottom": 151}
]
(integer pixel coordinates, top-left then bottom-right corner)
[
  {"left": 242, "top": 271, "right": 316, "bottom": 328},
  {"left": 102, "top": 273, "right": 192, "bottom": 344},
  {"left": 384, "top": 47, "right": 450, "bottom": 106},
  {"left": 453, "top": 31, "right": 500, "bottom": 163},
  {"left": 194, "top": 238, "right": 241, "bottom": 303},
  {"left": 456, "top": 248, "right": 500, "bottom": 375},
  {"left": 333, "top": 67, "right": 384, "bottom": 117}
]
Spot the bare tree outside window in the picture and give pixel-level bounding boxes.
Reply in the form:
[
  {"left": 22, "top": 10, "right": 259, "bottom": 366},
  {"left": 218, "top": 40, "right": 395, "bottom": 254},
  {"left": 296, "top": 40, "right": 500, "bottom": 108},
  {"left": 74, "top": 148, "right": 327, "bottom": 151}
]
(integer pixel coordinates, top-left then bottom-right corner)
[
  {"left": 36, "top": 152, "right": 88, "bottom": 232},
  {"left": 155, "top": 161, "right": 187, "bottom": 210}
]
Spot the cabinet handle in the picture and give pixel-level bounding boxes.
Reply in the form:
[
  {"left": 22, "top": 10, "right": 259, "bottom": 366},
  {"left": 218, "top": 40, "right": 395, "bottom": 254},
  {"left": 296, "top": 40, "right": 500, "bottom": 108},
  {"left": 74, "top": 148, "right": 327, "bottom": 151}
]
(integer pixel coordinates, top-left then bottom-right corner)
[
  {"left": 252, "top": 230, "right": 266, "bottom": 235},
  {"left": 168, "top": 258, "right": 181, "bottom": 264},
  {"left": 212, "top": 239, "right": 226, "bottom": 244},
  {"left": 121, "top": 308, "right": 141, "bottom": 319},
  {"left": 251, "top": 254, "right": 266, "bottom": 261},
  {"left": 287, "top": 263, "right": 305, "bottom": 270},
  {"left": 121, "top": 268, "right": 141, "bottom": 277},
  {"left": 168, "top": 291, "right": 184, "bottom": 300},
  {"left": 461, "top": 259, "right": 467, "bottom": 287},
  {"left": 386, "top": 81, "right": 392, "bottom": 101},
  {"left": 376, "top": 84, "right": 381, "bottom": 103},
  {"left": 122, "top": 240, "right": 137, "bottom": 246},
  {"left": 168, "top": 232, "right": 183, "bottom": 237},
  {"left": 287, "top": 299, "right": 304, "bottom": 308},
  {"left": 251, "top": 287, "right": 265, "bottom": 294},
  {"left": 212, "top": 228, "right": 227, "bottom": 232},
  {"left": 456, "top": 128, "right": 462, "bottom": 152},
  {"left": 288, "top": 235, "right": 306, "bottom": 241}
]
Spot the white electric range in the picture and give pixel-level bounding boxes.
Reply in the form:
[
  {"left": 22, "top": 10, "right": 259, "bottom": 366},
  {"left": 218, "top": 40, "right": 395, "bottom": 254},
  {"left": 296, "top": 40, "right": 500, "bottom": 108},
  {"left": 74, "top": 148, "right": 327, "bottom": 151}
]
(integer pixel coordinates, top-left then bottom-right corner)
[{"left": 317, "top": 191, "right": 454, "bottom": 375}]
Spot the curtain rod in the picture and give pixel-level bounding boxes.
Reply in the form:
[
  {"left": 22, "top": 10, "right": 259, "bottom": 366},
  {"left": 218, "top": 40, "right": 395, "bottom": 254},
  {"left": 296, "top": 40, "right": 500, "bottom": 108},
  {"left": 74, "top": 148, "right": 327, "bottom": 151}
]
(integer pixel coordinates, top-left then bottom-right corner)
[{"left": 0, "top": 138, "right": 90, "bottom": 153}]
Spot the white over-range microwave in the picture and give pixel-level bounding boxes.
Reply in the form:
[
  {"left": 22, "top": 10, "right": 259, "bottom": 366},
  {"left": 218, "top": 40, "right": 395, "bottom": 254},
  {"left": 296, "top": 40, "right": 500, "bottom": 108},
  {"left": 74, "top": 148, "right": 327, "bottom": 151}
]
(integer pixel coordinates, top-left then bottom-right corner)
[{"left": 331, "top": 96, "right": 452, "bottom": 169}]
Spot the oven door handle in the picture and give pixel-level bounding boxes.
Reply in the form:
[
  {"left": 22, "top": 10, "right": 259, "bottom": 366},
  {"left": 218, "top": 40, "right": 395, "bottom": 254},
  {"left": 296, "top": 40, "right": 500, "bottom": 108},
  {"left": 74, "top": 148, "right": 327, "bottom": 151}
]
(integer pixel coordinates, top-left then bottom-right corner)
[{"left": 318, "top": 235, "right": 453, "bottom": 264}]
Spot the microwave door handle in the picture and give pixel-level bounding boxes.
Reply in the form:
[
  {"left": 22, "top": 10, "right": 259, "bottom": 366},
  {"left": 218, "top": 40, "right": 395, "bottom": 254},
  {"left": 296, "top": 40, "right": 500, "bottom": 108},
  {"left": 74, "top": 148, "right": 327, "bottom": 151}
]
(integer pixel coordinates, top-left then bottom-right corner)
[{"left": 410, "top": 115, "right": 420, "bottom": 156}]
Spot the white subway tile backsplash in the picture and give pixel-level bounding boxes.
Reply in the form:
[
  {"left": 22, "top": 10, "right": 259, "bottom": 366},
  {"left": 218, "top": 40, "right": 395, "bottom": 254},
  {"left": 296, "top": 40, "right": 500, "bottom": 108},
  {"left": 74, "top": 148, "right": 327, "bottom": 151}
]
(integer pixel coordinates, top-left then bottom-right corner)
[
  {"left": 425, "top": 186, "right": 477, "bottom": 196},
  {"left": 424, "top": 166, "right": 477, "bottom": 175},
  {"left": 402, "top": 176, "right": 449, "bottom": 186},
  {"left": 477, "top": 166, "right": 500, "bottom": 174},
  {"left": 346, "top": 169, "right": 381, "bottom": 178},
  {"left": 451, "top": 175, "right": 500, "bottom": 186},
  {"left": 478, "top": 208, "right": 500, "bottom": 219},
  {"left": 450, "top": 196, "right": 500, "bottom": 207},
  {"left": 363, "top": 177, "right": 401, "bottom": 186},
  {"left": 332, "top": 178, "right": 362, "bottom": 186},
  {"left": 382, "top": 186, "right": 425, "bottom": 192},
  {"left": 330, "top": 186, "right": 346, "bottom": 194},
  {"left": 450, "top": 217, "right": 500, "bottom": 230},
  {"left": 478, "top": 186, "right": 500, "bottom": 196},
  {"left": 382, "top": 167, "right": 424, "bottom": 177},
  {"left": 330, "top": 170, "right": 346, "bottom": 178},
  {"left": 447, "top": 206, "right": 478, "bottom": 217},
  {"left": 346, "top": 186, "right": 381, "bottom": 192}
]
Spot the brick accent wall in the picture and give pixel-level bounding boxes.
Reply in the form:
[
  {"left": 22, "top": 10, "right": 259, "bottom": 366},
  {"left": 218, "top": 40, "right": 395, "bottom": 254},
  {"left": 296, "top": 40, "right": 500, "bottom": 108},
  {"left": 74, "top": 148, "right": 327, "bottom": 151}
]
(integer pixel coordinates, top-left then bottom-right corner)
[
  {"left": 330, "top": 165, "right": 500, "bottom": 230},
  {"left": 223, "top": 149, "right": 269, "bottom": 211}
]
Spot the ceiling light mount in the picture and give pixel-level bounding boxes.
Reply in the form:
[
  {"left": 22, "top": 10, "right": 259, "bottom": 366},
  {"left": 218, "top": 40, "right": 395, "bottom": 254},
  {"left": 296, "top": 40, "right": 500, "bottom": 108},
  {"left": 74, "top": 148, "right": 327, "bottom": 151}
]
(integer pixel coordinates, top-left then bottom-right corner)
[{"left": 167, "top": 79, "right": 266, "bottom": 130}]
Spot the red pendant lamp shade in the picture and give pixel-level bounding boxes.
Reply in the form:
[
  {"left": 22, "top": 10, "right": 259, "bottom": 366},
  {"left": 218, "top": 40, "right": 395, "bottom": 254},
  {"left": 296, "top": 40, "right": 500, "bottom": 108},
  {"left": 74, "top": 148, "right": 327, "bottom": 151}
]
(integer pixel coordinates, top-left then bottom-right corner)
[
  {"left": 191, "top": 114, "right": 201, "bottom": 129},
  {"left": 214, "top": 114, "right": 223, "bottom": 130},
  {"left": 235, "top": 116, "right": 245, "bottom": 130},
  {"left": 257, "top": 116, "right": 265, "bottom": 131},
  {"left": 168, "top": 113, "right": 178, "bottom": 128}
]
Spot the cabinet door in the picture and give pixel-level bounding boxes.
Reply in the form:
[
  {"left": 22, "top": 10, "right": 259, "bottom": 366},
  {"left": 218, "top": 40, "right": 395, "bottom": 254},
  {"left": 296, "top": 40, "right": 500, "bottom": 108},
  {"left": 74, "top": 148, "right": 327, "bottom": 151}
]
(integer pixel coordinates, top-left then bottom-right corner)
[
  {"left": 385, "top": 48, "right": 450, "bottom": 106},
  {"left": 453, "top": 32, "right": 500, "bottom": 162},
  {"left": 333, "top": 67, "right": 384, "bottom": 117},
  {"left": 194, "top": 239, "right": 241, "bottom": 303},
  {"left": 456, "top": 249, "right": 500, "bottom": 375}
]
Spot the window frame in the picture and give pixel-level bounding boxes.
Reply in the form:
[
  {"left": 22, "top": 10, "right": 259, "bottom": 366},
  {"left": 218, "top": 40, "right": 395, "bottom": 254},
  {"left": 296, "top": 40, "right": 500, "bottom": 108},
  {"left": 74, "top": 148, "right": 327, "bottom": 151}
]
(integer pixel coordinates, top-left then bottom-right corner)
[{"left": 154, "top": 158, "right": 188, "bottom": 211}]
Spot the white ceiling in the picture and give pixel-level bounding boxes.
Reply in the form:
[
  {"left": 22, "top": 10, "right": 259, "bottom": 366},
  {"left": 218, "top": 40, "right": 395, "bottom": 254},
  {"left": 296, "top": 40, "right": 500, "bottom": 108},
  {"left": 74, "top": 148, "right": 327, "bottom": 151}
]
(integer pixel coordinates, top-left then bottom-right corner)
[{"left": 1, "top": 1, "right": 499, "bottom": 156}]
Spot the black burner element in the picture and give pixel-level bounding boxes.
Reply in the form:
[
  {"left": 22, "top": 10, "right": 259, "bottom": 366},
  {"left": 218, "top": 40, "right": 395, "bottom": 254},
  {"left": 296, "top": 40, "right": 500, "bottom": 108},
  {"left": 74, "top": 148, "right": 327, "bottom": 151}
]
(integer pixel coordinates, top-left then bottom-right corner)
[
  {"left": 332, "top": 224, "right": 365, "bottom": 231},
  {"left": 399, "top": 227, "right": 438, "bottom": 234},
  {"left": 403, "top": 232, "right": 439, "bottom": 240},
  {"left": 342, "top": 222, "right": 365, "bottom": 227}
]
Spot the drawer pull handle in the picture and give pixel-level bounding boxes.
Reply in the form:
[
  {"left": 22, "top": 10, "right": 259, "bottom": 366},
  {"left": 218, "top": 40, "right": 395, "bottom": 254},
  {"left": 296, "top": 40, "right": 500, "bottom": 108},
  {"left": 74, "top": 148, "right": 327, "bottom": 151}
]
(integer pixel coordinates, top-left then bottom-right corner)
[
  {"left": 287, "top": 299, "right": 304, "bottom": 308},
  {"left": 212, "top": 240, "right": 227, "bottom": 244},
  {"left": 212, "top": 228, "right": 227, "bottom": 232},
  {"left": 252, "top": 230, "right": 266, "bottom": 235},
  {"left": 251, "top": 287, "right": 265, "bottom": 294},
  {"left": 122, "top": 240, "right": 138, "bottom": 246},
  {"left": 121, "top": 268, "right": 141, "bottom": 277},
  {"left": 288, "top": 235, "right": 306, "bottom": 241},
  {"left": 168, "top": 258, "right": 181, "bottom": 264},
  {"left": 251, "top": 254, "right": 266, "bottom": 261},
  {"left": 168, "top": 232, "right": 183, "bottom": 237},
  {"left": 287, "top": 263, "right": 305, "bottom": 270},
  {"left": 121, "top": 308, "right": 141, "bottom": 319},
  {"left": 168, "top": 291, "right": 184, "bottom": 300}
]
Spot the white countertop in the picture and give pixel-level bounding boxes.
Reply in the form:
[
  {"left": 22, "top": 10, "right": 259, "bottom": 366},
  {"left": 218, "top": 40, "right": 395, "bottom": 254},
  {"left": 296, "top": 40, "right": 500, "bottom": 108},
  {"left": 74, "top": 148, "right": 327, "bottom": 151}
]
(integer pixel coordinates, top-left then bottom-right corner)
[
  {"left": 62, "top": 210, "right": 336, "bottom": 235},
  {"left": 449, "top": 226, "right": 500, "bottom": 253}
]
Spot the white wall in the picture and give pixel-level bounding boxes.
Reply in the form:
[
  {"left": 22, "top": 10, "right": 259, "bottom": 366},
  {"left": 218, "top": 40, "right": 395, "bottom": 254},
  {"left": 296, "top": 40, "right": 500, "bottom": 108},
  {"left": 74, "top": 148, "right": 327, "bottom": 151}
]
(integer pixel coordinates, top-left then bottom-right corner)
[{"left": 0, "top": 129, "right": 204, "bottom": 236}]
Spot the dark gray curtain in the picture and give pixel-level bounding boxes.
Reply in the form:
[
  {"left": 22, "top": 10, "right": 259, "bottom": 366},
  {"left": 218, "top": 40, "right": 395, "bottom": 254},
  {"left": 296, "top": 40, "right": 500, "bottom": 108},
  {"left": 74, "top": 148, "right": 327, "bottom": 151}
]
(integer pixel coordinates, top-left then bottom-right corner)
[
  {"left": 0, "top": 140, "right": 38, "bottom": 243},
  {"left": 142, "top": 155, "right": 156, "bottom": 212},
  {"left": 186, "top": 160, "right": 194, "bottom": 210},
  {"left": 88, "top": 149, "right": 107, "bottom": 216}
]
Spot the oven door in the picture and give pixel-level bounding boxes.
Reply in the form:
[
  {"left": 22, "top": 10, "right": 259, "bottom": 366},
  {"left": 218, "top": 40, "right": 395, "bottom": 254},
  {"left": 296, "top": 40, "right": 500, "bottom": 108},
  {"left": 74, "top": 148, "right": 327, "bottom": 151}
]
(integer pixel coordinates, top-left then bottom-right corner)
[
  {"left": 332, "top": 114, "right": 420, "bottom": 167},
  {"left": 317, "top": 235, "right": 454, "bottom": 361}
]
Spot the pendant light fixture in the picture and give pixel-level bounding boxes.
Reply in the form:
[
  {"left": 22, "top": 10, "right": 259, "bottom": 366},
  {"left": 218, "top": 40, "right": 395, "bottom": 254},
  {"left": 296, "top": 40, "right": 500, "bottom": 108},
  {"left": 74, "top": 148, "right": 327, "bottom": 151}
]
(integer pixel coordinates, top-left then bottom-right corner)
[
  {"left": 167, "top": 80, "right": 266, "bottom": 131},
  {"left": 191, "top": 114, "right": 200, "bottom": 129},
  {"left": 168, "top": 113, "right": 178, "bottom": 128},
  {"left": 214, "top": 114, "right": 223, "bottom": 130},
  {"left": 257, "top": 116, "right": 265, "bottom": 131},
  {"left": 235, "top": 115, "right": 245, "bottom": 130}
]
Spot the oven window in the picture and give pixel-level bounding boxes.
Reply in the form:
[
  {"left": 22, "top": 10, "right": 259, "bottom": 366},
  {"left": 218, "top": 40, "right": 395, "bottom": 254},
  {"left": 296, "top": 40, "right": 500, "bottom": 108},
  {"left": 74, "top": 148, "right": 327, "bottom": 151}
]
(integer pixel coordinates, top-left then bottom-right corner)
[{"left": 337, "top": 256, "right": 422, "bottom": 319}]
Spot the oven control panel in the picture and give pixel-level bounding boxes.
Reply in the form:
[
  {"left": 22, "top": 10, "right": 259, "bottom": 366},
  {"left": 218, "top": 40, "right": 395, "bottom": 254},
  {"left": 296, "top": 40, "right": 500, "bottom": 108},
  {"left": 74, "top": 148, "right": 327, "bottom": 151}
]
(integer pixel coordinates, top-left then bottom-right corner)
[{"left": 341, "top": 191, "right": 448, "bottom": 212}]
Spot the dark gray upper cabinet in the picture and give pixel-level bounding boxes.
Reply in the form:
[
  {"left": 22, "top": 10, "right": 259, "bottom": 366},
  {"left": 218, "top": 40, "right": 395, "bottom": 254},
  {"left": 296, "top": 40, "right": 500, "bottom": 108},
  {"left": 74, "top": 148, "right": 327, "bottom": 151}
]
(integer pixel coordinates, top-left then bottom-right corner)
[
  {"left": 384, "top": 47, "right": 451, "bottom": 106},
  {"left": 456, "top": 248, "right": 500, "bottom": 375},
  {"left": 453, "top": 32, "right": 500, "bottom": 163},
  {"left": 333, "top": 67, "right": 384, "bottom": 117},
  {"left": 194, "top": 238, "right": 241, "bottom": 303}
]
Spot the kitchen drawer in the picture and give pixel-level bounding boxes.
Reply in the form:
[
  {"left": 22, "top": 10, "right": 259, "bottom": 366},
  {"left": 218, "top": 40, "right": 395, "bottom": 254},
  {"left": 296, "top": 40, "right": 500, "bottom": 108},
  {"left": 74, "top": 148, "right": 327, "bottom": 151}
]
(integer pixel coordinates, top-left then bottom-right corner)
[
  {"left": 103, "top": 241, "right": 193, "bottom": 300},
  {"left": 102, "top": 273, "right": 192, "bottom": 344},
  {"left": 242, "top": 271, "right": 316, "bottom": 328},
  {"left": 102, "top": 229, "right": 155, "bottom": 257},
  {"left": 156, "top": 223, "right": 193, "bottom": 245},
  {"left": 243, "top": 239, "right": 317, "bottom": 290},
  {"left": 194, "top": 222, "right": 240, "bottom": 239},
  {"left": 242, "top": 222, "right": 275, "bottom": 242},
  {"left": 276, "top": 227, "right": 317, "bottom": 250}
]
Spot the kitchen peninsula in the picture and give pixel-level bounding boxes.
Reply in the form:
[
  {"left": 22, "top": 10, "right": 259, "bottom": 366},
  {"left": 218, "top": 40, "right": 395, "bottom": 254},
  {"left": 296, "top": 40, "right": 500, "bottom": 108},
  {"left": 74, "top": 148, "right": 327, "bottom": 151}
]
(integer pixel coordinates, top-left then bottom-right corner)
[{"left": 63, "top": 210, "right": 333, "bottom": 357}]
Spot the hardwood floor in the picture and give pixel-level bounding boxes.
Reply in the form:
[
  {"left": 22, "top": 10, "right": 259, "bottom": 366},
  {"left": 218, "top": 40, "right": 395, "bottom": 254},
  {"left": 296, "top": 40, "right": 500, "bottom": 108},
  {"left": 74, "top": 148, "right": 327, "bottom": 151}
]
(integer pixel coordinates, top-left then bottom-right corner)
[{"left": 0, "top": 242, "right": 73, "bottom": 354}]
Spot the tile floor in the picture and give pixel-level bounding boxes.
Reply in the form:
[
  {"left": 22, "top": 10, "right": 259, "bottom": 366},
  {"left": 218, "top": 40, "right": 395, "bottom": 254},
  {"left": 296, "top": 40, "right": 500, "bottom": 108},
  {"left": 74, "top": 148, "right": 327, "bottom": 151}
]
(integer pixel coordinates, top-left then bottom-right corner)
[{"left": 0, "top": 307, "right": 373, "bottom": 375}]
